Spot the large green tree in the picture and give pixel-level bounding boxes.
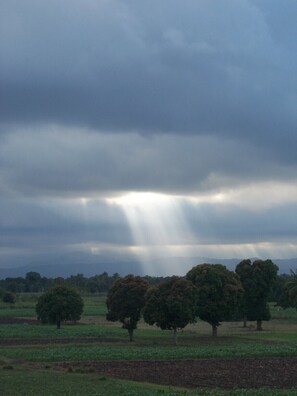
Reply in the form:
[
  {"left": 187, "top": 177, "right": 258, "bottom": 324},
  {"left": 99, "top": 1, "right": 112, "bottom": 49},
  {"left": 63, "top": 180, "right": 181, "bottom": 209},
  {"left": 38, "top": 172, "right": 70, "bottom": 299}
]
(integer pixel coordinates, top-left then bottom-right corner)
[
  {"left": 236, "top": 259, "right": 278, "bottom": 331},
  {"left": 278, "top": 270, "right": 297, "bottom": 310},
  {"left": 143, "top": 276, "right": 197, "bottom": 344},
  {"left": 106, "top": 275, "right": 148, "bottom": 341},
  {"left": 36, "top": 285, "right": 84, "bottom": 329},
  {"left": 235, "top": 259, "right": 254, "bottom": 327},
  {"left": 25, "top": 272, "right": 43, "bottom": 292},
  {"left": 186, "top": 264, "right": 243, "bottom": 336}
]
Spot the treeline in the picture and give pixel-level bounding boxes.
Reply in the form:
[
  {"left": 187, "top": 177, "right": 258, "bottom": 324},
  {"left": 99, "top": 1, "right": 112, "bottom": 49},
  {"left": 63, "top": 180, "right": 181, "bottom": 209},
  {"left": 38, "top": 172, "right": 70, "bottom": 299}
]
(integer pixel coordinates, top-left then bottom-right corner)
[
  {"left": 0, "top": 260, "right": 292, "bottom": 313},
  {"left": 0, "top": 271, "right": 167, "bottom": 294},
  {"left": 106, "top": 260, "right": 281, "bottom": 341},
  {"left": 13, "top": 259, "right": 297, "bottom": 342}
]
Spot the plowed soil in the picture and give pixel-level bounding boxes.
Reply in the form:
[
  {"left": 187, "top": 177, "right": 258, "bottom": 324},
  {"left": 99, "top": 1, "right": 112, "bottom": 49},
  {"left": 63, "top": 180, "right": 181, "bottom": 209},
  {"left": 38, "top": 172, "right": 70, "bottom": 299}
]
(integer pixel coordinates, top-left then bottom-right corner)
[
  {"left": 54, "top": 358, "right": 297, "bottom": 389},
  {"left": 2, "top": 317, "right": 297, "bottom": 389},
  {"left": 0, "top": 317, "right": 38, "bottom": 325}
]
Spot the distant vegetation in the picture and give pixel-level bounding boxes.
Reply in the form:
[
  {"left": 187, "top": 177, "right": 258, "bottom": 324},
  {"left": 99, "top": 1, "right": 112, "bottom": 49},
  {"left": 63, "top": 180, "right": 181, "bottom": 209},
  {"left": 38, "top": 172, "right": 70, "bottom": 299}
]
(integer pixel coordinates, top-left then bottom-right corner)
[
  {"left": 1, "top": 259, "right": 297, "bottom": 338},
  {"left": 0, "top": 271, "right": 164, "bottom": 294}
]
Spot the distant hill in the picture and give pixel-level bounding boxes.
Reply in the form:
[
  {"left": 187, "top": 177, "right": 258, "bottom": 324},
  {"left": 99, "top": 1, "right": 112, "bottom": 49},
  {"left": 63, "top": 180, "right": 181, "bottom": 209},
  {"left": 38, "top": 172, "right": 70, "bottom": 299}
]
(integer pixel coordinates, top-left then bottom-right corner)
[{"left": 0, "top": 254, "right": 296, "bottom": 279}]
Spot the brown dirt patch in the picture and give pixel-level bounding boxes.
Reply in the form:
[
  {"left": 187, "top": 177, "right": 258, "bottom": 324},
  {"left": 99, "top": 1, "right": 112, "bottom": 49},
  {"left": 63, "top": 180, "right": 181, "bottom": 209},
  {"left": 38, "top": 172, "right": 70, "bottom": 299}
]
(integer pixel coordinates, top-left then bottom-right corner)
[
  {"left": 0, "top": 337, "right": 127, "bottom": 346},
  {"left": 54, "top": 358, "right": 297, "bottom": 389},
  {"left": 0, "top": 317, "right": 39, "bottom": 325}
]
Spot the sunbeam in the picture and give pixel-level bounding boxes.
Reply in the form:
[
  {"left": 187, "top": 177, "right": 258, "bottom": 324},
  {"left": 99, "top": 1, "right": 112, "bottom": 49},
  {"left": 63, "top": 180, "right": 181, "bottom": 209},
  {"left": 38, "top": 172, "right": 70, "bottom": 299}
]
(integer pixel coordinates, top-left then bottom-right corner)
[{"left": 107, "top": 192, "right": 194, "bottom": 274}]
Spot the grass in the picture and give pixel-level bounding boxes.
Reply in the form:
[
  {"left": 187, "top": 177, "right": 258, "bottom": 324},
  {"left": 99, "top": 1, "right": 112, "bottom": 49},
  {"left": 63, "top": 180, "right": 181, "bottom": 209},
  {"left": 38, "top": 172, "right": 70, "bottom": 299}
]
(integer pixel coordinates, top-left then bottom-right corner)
[
  {"left": 0, "top": 321, "right": 179, "bottom": 340},
  {"left": 0, "top": 323, "right": 126, "bottom": 339},
  {"left": 238, "top": 330, "right": 297, "bottom": 343},
  {"left": 2, "top": 298, "right": 297, "bottom": 394},
  {"left": 269, "top": 304, "right": 297, "bottom": 323},
  {"left": 2, "top": 338, "right": 297, "bottom": 362},
  {"left": 0, "top": 293, "right": 107, "bottom": 317},
  {"left": 83, "top": 295, "right": 107, "bottom": 316},
  {"left": 0, "top": 307, "right": 37, "bottom": 317},
  {"left": 0, "top": 367, "right": 192, "bottom": 396}
]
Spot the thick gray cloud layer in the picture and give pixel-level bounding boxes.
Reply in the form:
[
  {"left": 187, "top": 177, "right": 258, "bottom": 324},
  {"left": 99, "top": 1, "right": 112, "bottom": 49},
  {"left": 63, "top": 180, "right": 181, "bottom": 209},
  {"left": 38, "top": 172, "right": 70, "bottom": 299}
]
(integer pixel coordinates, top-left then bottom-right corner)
[
  {"left": 1, "top": 1, "right": 297, "bottom": 142},
  {"left": 0, "top": 1, "right": 297, "bottom": 271},
  {"left": 1, "top": 127, "right": 292, "bottom": 197}
]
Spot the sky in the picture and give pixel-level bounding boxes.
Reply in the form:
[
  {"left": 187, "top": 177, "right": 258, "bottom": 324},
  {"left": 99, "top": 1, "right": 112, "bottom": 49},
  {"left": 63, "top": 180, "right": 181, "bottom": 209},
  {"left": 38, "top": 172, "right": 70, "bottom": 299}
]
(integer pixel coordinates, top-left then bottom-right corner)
[{"left": 1, "top": 0, "right": 297, "bottom": 275}]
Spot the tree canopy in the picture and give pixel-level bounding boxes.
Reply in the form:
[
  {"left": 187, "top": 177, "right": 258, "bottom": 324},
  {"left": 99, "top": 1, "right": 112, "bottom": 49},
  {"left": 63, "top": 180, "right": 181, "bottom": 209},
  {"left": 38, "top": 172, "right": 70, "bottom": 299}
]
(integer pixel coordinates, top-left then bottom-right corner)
[
  {"left": 278, "top": 269, "right": 297, "bottom": 310},
  {"left": 236, "top": 259, "right": 278, "bottom": 330},
  {"left": 143, "top": 276, "right": 197, "bottom": 344},
  {"left": 36, "top": 285, "right": 84, "bottom": 329},
  {"left": 2, "top": 290, "right": 16, "bottom": 304},
  {"left": 106, "top": 274, "right": 148, "bottom": 341},
  {"left": 186, "top": 264, "right": 243, "bottom": 336}
]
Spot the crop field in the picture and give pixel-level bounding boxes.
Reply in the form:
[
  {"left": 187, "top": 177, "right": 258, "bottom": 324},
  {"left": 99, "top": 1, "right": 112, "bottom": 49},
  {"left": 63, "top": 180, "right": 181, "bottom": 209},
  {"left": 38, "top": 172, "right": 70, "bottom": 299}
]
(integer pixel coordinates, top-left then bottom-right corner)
[{"left": 2, "top": 296, "right": 297, "bottom": 395}]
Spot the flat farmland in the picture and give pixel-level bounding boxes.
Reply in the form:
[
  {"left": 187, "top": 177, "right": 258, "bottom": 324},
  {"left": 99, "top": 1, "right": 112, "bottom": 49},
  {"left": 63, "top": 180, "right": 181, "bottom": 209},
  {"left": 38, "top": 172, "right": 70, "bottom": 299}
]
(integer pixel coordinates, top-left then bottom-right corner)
[{"left": 2, "top": 296, "right": 297, "bottom": 395}]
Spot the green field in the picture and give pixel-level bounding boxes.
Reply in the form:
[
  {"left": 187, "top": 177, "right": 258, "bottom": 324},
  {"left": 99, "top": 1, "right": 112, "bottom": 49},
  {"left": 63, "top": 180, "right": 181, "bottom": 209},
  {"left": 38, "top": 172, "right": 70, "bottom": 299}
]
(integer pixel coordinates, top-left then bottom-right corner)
[
  {"left": 0, "top": 293, "right": 107, "bottom": 317},
  {"left": 2, "top": 339, "right": 297, "bottom": 362},
  {"left": 2, "top": 295, "right": 297, "bottom": 395}
]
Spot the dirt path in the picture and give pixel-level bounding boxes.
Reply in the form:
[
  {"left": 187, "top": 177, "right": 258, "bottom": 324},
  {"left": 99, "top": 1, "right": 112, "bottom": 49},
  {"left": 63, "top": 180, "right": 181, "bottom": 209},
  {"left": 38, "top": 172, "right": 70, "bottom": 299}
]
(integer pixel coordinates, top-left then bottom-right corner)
[{"left": 0, "top": 317, "right": 39, "bottom": 325}]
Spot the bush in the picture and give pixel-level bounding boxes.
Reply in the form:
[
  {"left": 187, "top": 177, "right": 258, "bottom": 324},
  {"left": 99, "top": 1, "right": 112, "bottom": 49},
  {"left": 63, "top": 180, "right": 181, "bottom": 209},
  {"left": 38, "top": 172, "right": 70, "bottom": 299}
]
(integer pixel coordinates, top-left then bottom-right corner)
[{"left": 2, "top": 292, "right": 16, "bottom": 304}]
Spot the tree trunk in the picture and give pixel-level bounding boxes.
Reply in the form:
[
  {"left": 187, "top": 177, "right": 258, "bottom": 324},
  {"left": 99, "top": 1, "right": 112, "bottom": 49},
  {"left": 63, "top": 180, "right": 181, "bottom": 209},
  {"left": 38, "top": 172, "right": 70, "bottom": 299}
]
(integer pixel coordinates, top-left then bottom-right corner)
[
  {"left": 56, "top": 320, "right": 61, "bottom": 330},
  {"left": 256, "top": 320, "right": 262, "bottom": 331},
  {"left": 128, "top": 328, "right": 134, "bottom": 342},
  {"left": 212, "top": 324, "right": 218, "bottom": 337},
  {"left": 173, "top": 328, "right": 178, "bottom": 345},
  {"left": 243, "top": 316, "right": 247, "bottom": 328}
]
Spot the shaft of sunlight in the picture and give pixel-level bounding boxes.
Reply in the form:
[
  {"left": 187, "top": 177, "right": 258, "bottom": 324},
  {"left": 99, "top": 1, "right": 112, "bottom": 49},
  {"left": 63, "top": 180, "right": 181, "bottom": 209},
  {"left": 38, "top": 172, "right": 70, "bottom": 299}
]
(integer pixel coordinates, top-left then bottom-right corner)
[{"left": 107, "top": 192, "right": 194, "bottom": 274}]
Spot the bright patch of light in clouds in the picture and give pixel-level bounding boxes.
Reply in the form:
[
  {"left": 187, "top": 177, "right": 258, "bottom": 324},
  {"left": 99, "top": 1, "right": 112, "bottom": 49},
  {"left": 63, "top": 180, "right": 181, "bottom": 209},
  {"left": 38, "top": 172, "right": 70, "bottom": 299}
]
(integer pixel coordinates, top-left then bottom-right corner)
[
  {"left": 104, "top": 189, "right": 297, "bottom": 272},
  {"left": 209, "top": 182, "right": 297, "bottom": 211},
  {"left": 107, "top": 192, "right": 193, "bottom": 273}
]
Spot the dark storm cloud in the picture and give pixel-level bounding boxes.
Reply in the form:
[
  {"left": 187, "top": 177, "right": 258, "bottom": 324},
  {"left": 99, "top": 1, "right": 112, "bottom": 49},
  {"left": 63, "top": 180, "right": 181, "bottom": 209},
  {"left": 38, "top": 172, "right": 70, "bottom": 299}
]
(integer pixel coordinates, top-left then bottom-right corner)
[
  {"left": 1, "top": 1, "right": 297, "bottom": 270},
  {"left": 1, "top": 0, "right": 296, "bottom": 151},
  {"left": 0, "top": 196, "right": 131, "bottom": 249},
  {"left": 0, "top": 128, "right": 293, "bottom": 197},
  {"left": 182, "top": 200, "right": 297, "bottom": 245}
]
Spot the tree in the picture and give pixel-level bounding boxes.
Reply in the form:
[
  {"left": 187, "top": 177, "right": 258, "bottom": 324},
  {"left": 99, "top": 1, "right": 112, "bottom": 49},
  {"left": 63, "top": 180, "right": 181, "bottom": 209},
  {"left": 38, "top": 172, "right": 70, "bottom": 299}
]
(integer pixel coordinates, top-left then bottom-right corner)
[
  {"left": 278, "top": 270, "right": 297, "bottom": 310},
  {"left": 186, "top": 264, "right": 243, "bottom": 337},
  {"left": 25, "top": 272, "right": 43, "bottom": 292},
  {"left": 143, "top": 276, "right": 197, "bottom": 344},
  {"left": 87, "top": 272, "right": 115, "bottom": 293},
  {"left": 4, "top": 277, "right": 25, "bottom": 293},
  {"left": 2, "top": 291, "right": 16, "bottom": 304},
  {"left": 236, "top": 259, "right": 278, "bottom": 331},
  {"left": 269, "top": 274, "right": 289, "bottom": 303},
  {"left": 106, "top": 275, "right": 148, "bottom": 341},
  {"left": 235, "top": 259, "right": 254, "bottom": 327},
  {"left": 67, "top": 273, "right": 86, "bottom": 291},
  {"left": 36, "top": 285, "right": 84, "bottom": 329}
]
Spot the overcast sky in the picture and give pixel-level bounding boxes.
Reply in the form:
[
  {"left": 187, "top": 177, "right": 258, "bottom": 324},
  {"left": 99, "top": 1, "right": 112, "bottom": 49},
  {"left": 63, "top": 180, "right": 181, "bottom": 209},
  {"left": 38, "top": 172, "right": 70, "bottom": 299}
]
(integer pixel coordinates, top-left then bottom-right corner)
[{"left": 1, "top": 0, "right": 297, "bottom": 275}]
